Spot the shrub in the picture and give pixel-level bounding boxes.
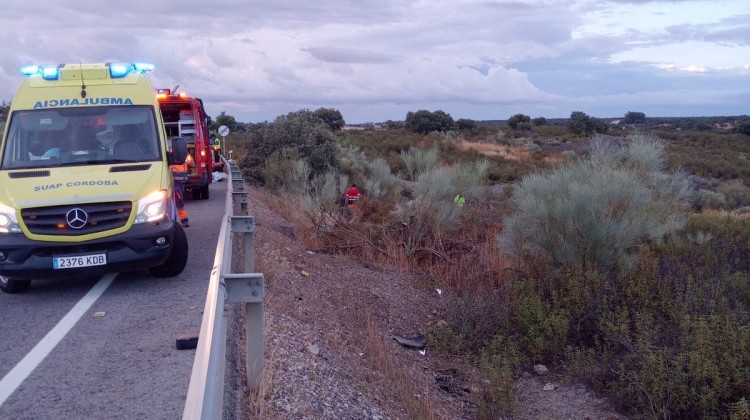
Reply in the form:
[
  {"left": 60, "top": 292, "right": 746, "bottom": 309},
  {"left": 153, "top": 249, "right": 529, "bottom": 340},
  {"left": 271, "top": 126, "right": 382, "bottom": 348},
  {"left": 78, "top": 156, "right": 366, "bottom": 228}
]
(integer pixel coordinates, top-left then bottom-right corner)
[
  {"left": 392, "top": 160, "right": 488, "bottom": 255},
  {"left": 242, "top": 109, "right": 339, "bottom": 184},
  {"left": 735, "top": 119, "right": 750, "bottom": 136},
  {"left": 399, "top": 145, "right": 439, "bottom": 181},
  {"left": 532, "top": 117, "right": 547, "bottom": 126},
  {"left": 262, "top": 147, "right": 301, "bottom": 191},
  {"left": 362, "top": 157, "right": 400, "bottom": 201},
  {"left": 718, "top": 179, "right": 750, "bottom": 209},
  {"left": 313, "top": 107, "right": 345, "bottom": 132},
  {"left": 404, "top": 109, "right": 455, "bottom": 134},
  {"left": 456, "top": 118, "right": 477, "bottom": 130},
  {"left": 507, "top": 113, "right": 531, "bottom": 130},
  {"left": 695, "top": 188, "right": 727, "bottom": 210},
  {"left": 498, "top": 133, "right": 693, "bottom": 274}
]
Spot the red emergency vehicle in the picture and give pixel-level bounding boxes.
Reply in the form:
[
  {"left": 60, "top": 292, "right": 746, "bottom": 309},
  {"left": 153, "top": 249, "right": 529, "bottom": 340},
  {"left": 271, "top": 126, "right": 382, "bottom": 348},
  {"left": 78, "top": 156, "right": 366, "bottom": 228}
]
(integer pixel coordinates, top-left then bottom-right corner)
[{"left": 157, "top": 88, "right": 212, "bottom": 199}]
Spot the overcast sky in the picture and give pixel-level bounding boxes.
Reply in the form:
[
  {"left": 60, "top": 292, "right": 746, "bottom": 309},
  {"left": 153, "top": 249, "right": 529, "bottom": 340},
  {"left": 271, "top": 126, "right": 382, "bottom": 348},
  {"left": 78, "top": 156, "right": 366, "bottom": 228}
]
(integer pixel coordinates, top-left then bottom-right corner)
[{"left": 1, "top": 0, "right": 748, "bottom": 124}]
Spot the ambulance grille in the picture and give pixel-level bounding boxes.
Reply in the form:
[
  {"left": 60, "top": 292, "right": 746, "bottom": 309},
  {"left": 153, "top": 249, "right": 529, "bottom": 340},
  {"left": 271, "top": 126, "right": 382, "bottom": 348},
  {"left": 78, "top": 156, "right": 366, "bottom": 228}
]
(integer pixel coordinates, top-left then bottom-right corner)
[
  {"left": 9, "top": 170, "right": 51, "bottom": 179},
  {"left": 21, "top": 201, "right": 132, "bottom": 236},
  {"left": 110, "top": 164, "right": 152, "bottom": 173}
]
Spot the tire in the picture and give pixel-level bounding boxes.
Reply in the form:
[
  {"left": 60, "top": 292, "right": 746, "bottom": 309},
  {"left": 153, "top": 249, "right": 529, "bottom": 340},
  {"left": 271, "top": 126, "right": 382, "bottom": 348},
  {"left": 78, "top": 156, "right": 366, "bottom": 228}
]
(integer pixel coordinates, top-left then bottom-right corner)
[
  {"left": 0, "top": 275, "right": 31, "bottom": 293},
  {"left": 200, "top": 184, "right": 209, "bottom": 200},
  {"left": 149, "top": 223, "right": 189, "bottom": 277},
  {"left": 191, "top": 189, "right": 202, "bottom": 200}
]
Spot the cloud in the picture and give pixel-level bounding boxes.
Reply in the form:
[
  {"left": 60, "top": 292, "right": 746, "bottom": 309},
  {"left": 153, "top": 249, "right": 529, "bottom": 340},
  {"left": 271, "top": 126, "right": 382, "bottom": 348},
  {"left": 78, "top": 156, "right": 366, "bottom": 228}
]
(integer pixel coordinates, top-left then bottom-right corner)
[
  {"left": 302, "top": 47, "right": 399, "bottom": 64},
  {"left": 0, "top": 0, "right": 747, "bottom": 123}
]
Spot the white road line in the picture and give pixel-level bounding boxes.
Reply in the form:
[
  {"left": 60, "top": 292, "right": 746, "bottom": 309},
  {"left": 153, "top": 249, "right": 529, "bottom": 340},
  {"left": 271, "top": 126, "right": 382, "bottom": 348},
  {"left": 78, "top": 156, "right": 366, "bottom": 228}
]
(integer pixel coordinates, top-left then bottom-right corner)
[{"left": 0, "top": 273, "right": 117, "bottom": 407}]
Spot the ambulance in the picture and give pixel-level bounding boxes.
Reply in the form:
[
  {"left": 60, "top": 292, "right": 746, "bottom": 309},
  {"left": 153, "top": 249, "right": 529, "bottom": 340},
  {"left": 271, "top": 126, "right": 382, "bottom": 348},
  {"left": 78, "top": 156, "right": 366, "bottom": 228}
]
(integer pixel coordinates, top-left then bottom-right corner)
[{"left": 0, "top": 62, "right": 189, "bottom": 293}]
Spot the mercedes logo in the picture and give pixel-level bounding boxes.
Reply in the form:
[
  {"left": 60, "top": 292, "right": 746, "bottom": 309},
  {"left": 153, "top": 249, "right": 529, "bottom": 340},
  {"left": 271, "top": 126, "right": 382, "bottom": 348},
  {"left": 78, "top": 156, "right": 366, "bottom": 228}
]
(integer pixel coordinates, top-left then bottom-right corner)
[{"left": 66, "top": 208, "right": 88, "bottom": 229}]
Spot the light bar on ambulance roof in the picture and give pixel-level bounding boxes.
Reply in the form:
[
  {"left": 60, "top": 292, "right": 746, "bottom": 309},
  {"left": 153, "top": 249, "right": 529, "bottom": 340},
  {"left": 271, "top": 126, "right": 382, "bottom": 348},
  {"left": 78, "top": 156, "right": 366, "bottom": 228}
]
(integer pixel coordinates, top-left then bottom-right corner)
[
  {"left": 20, "top": 64, "right": 62, "bottom": 80},
  {"left": 20, "top": 63, "right": 154, "bottom": 79},
  {"left": 108, "top": 62, "right": 155, "bottom": 78}
]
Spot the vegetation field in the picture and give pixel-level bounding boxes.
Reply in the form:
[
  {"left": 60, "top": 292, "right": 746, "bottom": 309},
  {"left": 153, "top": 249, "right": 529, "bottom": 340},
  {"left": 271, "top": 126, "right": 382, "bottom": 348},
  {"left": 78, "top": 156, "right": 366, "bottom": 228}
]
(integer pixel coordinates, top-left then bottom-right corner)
[{"left": 213, "top": 108, "right": 750, "bottom": 419}]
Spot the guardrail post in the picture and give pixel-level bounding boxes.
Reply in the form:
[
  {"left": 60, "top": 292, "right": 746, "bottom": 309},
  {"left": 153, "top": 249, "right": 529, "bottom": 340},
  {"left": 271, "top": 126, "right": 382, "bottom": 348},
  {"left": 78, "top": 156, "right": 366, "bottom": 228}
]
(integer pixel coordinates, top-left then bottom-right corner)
[
  {"left": 231, "top": 216, "right": 255, "bottom": 273},
  {"left": 230, "top": 214, "right": 262, "bottom": 388},
  {"left": 231, "top": 179, "right": 246, "bottom": 215},
  {"left": 231, "top": 178, "right": 245, "bottom": 192},
  {"left": 232, "top": 192, "right": 248, "bottom": 216}
]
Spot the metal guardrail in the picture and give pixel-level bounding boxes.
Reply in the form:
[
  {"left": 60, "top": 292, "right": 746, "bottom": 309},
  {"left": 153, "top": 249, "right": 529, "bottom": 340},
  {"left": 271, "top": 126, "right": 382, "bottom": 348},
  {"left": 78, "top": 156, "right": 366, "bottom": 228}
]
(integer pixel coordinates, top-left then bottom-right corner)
[{"left": 182, "top": 159, "right": 266, "bottom": 420}]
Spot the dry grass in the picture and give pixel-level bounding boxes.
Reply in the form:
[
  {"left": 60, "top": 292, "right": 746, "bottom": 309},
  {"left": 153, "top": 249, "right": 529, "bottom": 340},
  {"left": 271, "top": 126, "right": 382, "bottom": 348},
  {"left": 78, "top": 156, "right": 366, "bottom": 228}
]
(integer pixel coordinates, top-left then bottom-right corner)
[
  {"left": 731, "top": 206, "right": 750, "bottom": 219},
  {"left": 456, "top": 140, "right": 533, "bottom": 162},
  {"left": 702, "top": 207, "right": 750, "bottom": 220},
  {"left": 543, "top": 154, "right": 566, "bottom": 164},
  {"left": 246, "top": 314, "right": 276, "bottom": 418}
]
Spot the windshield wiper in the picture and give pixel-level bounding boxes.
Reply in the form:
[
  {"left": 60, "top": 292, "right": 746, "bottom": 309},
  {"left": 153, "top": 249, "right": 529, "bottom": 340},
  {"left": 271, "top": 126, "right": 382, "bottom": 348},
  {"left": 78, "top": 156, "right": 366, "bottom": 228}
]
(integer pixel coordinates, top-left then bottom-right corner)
[{"left": 55, "top": 159, "right": 137, "bottom": 166}]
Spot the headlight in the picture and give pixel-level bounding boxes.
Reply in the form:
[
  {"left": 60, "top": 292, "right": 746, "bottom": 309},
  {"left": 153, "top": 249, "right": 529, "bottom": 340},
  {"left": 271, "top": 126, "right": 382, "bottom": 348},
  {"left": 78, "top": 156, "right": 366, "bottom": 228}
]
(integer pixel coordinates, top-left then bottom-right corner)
[
  {"left": 0, "top": 203, "right": 21, "bottom": 233},
  {"left": 135, "top": 190, "right": 167, "bottom": 224}
]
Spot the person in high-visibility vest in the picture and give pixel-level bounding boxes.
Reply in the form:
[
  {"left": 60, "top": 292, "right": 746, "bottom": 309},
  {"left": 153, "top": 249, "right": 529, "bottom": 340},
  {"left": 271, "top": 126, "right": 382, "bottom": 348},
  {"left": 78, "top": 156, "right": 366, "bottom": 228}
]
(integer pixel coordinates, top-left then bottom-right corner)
[
  {"left": 169, "top": 139, "right": 191, "bottom": 227},
  {"left": 454, "top": 193, "right": 465, "bottom": 207}
]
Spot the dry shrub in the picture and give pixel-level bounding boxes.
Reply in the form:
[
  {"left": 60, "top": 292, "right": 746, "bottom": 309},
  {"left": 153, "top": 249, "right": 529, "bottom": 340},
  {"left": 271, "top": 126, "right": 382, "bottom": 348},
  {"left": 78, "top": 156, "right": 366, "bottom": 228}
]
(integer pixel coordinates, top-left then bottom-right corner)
[{"left": 356, "top": 195, "right": 395, "bottom": 224}]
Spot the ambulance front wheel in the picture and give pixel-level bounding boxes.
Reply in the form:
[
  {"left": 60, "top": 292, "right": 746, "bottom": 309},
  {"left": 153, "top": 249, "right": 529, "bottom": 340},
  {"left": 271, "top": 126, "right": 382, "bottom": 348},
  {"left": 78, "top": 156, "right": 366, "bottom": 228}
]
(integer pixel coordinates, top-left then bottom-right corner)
[
  {"left": 0, "top": 275, "right": 31, "bottom": 294},
  {"left": 149, "top": 223, "right": 189, "bottom": 278}
]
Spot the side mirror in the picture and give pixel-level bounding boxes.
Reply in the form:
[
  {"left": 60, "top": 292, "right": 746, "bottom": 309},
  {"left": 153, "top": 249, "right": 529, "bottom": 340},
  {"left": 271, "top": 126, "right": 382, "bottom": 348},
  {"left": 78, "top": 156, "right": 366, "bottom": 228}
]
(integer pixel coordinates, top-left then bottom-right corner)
[{"left": 168, "top": 137, "right": 188, "bottom": 165}]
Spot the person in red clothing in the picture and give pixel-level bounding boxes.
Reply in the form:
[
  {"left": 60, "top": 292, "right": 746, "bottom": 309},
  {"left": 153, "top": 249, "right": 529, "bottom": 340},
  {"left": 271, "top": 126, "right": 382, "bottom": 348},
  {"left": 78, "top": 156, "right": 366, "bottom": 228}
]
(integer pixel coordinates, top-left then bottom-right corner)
[{"left": 345, "top": 183, "right": 361, "bottom": 207}]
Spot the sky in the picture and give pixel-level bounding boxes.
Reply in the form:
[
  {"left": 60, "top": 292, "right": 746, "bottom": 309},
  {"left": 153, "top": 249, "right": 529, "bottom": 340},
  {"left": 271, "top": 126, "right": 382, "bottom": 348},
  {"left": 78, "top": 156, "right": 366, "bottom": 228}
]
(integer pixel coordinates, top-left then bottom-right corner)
[{"left": 1, "top": 0, "right": 748, "bottom": 124}]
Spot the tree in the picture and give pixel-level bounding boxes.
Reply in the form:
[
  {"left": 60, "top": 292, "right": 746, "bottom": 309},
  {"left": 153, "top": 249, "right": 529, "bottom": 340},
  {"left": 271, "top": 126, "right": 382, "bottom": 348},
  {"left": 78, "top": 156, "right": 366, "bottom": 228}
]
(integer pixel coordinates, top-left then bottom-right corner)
[
  {"left": 568, "top": 111, "right": 590, "bottom": 135},
  {"left": 507, "top": 113, "right": 531, "bottom": 130},
  {"left": 623, "top": 111, "right": 646, "bottom": 124},
  {"left": 532, "top": 117, "right": 547, "bottom": 126},
  {"left": 384, "top": 120, "right": 404, "bottom": 130},
  {"left": 211, "top": 111, "right": 238, "bottom": 133},
  {"left": 404, "top": 109, "right": 455, "bottom": 134},
  {"left": 734, "top": 120, "right": 750, "bottom": 136},
  {"left": 314, "top": 107, "right": 345, "bottom": 132},
  {"left": 568, "top": 111, "right": 608, "bottom": 136},
  {"left": 0, "top": 101, "right": 9, "bottom": 123},
  {"left": 242, "top": 109, "right": 339, "bottom": 184},
  {"left": 456, "top": 118, "right": 477, "bottom": 130},
  {"left": 590, "top": 118, "right": 609, "bottom": 135}
]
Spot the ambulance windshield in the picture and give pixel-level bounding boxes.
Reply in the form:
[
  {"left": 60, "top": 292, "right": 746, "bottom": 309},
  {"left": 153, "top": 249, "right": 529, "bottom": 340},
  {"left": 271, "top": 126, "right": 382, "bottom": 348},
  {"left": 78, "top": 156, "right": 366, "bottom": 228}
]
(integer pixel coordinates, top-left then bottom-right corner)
[{"left": 1, "top": 106, "right": 161, "bottom": 170}]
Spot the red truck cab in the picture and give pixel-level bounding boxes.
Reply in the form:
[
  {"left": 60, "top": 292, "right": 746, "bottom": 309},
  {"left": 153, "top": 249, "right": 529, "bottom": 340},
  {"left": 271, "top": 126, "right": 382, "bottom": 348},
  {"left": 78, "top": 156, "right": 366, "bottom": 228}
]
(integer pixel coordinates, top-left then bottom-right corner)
[{"left": 157, "top": 89, "right": 212, "bottom": 199}]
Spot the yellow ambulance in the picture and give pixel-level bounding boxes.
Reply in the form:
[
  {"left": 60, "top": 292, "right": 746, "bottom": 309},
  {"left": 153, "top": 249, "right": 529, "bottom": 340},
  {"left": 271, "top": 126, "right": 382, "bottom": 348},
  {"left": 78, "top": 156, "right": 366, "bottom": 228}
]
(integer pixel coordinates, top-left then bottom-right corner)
[{"left": 0, "top": 62, "right": 189, "bottom": 293}]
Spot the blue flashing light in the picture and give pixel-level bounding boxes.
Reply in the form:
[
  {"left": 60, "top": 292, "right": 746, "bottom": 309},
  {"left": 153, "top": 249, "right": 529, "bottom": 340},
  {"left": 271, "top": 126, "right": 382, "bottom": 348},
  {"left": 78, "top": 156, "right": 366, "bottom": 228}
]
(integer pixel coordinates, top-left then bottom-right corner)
[
  {"left": 20, "top": 65, "right": 39, "bottom": 76},
  {"left": 20, "top": 64, "right": 60, "bottom": 80},
  {"left": 41, "top": 66, "right": 60, "bottom": 80},
  {"left": 134, "top": 63, "right": 155, "bottom": 73},
  {"left": 109, "top": 63, "right": 134, "bottom": 78}
]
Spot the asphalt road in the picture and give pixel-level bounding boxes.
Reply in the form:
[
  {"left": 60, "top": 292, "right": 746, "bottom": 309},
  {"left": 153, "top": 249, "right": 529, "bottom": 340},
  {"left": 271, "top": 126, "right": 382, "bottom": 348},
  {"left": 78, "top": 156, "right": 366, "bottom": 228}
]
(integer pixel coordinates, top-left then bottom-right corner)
[{"left": 0, "top": 179, "right": 227, "bottom": 420}]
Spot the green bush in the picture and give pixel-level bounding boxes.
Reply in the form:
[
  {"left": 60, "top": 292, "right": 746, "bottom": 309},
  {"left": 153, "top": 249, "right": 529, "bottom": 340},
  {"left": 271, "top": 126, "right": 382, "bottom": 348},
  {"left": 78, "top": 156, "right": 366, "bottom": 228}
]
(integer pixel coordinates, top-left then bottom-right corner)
[
  {"left": 498, "top": 133, "right": 693, "bottom": 274},
  {"left": 241, "top": 109, "right": 338, "bottom": 184},
  {"left": 399, "top": 145, "right": 439, "bottom": 181},
  {"left": 262, "top": 147, "right": 301, "bottom": 191}
]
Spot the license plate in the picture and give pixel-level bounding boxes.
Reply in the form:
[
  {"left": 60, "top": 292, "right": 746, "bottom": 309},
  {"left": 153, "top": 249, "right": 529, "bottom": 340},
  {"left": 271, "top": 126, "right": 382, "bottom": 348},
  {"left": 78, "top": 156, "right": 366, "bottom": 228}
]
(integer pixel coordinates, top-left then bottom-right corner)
[{"left": 53, "top": 254, "right": 107, "bottom": 269}]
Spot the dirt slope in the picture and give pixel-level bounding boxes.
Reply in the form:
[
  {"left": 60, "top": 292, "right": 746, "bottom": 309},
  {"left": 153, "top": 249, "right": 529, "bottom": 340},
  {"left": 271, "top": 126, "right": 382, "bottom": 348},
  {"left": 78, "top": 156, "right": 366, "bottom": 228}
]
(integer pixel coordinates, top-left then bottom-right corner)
[{"left": 245, "top": 186, "right": 626, "bottom": 419}]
